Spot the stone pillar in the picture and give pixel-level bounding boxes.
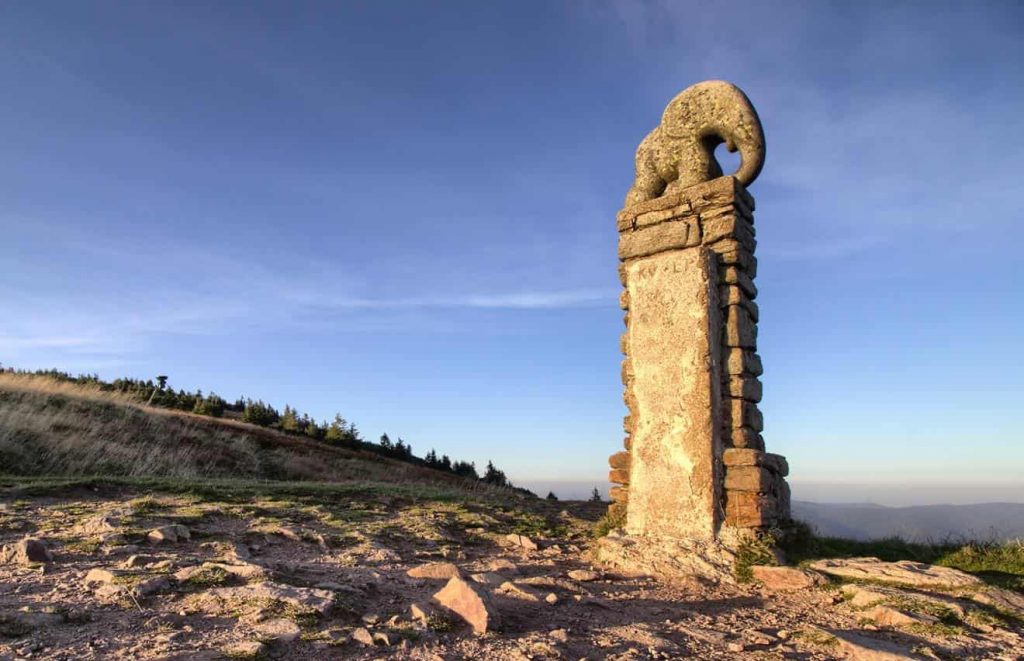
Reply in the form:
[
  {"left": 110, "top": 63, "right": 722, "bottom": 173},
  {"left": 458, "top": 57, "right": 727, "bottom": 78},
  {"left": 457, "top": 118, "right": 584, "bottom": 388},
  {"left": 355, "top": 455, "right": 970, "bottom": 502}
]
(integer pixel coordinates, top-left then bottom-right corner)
[
  {"left": 607, "top": 81, "right": 790, "bottom": 546},
  {"left": 611, "top": 176, "right": 789, "bottom": 537}
]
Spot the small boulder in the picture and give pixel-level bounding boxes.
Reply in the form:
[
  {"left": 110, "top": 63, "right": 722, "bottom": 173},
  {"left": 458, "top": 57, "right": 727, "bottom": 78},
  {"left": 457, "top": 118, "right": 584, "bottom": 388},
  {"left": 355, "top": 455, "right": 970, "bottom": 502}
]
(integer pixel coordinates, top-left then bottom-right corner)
[
  {"left": 828, "top": 628, "right": 926, "bottom": 660},
  {"left": 486, "top": 558, "right": 519, "bottom": 573},
  {"left": 751, "top": 565, "right": 824, "bottom": 592},
  {"left": 84, "top": 568, "right": 121, "bottom": 585},
  {"left": 505, "top": 534, "right": 538, "bottom": 551},
  {"left": 255, "top": 618, "right": 302, "bottom": 644},
  {"left": 121, "top": 555, "right": 159, "bottom": 569},
  {"left": 222, "top": 641, "right": 266, "bottom": 658},
  {"left": 497, "top": 581, "right": 541, "bottom": 602},
  {"left": 409, "top": 602, "right": 437, "bottom": 624},
  {"left": 432, "top": 576, "right": 500, "bottom": 634},
  {"left": 147, "top": 524, "right": 190, "bottom": 544},
  {"left": 2, "top": 538, "right": 53, "bottom": 565},
  {"left": 407, "top": 562, "right": 461, "bottom": 580},
  {"left": 864, "top": 605, "right": 938, "bottom": 628},
  {"left": 567, "top": 569, "right": 601, "bottom": 582},
  {"left": 544, "top": 592, "right": 558, "bottom": 604},
  {"left": 549, "top": 629, "right": 569, "bottom": 643},
  {"left": 133, "top": 575, "right": 172, "bottom": 598},
  {"left": 350, "top": 627, "right": 375, "bottom": 646},
  {"left": 469, "top": 572, "right": 506, "bottom": 587},
  {"left": 75, "top": 513, "right": 121, "bottom": 536}
]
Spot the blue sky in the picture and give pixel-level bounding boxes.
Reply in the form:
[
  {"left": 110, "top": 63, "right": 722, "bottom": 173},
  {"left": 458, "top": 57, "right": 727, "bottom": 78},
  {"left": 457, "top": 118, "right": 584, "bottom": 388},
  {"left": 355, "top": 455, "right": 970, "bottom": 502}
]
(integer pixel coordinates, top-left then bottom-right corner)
[{"left": 1, "top": 1, "right": 1022, "bottom": 502}]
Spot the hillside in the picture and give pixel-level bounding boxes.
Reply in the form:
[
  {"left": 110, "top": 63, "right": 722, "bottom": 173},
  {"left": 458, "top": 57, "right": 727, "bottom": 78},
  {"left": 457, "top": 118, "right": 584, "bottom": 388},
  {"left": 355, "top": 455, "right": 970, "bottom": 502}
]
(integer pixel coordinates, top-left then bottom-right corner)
[{"left": 0, "top": 373, "right": 489, "bottom": 494}]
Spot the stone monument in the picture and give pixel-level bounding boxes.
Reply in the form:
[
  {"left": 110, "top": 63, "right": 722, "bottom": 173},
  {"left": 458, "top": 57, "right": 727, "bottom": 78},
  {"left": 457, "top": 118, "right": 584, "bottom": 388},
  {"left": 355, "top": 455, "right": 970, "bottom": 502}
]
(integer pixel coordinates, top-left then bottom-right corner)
[{"left": 604, "top": 81, "right": 790, "bottom": 566}]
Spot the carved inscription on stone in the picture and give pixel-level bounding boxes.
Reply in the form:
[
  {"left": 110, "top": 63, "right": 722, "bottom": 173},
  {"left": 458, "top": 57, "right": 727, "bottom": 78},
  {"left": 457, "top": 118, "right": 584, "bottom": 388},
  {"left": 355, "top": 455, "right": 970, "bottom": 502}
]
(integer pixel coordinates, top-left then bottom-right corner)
[{"left": 623, "top": 248, "right": 722, "bottom": 539}]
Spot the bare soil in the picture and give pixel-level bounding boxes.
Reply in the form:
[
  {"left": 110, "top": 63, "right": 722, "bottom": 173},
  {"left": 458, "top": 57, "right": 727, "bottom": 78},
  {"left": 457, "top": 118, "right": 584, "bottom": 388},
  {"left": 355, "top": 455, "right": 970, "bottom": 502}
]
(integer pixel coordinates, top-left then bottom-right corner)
[{"left": 1, "top": 485, "right": 1021, "bottom": 660}]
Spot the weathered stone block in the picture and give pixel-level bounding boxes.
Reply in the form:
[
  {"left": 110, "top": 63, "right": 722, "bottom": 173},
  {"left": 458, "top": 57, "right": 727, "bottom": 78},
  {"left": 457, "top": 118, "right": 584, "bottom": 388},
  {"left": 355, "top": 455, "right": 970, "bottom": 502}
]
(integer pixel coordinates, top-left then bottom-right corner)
[
  {"left": 724, "top": 466, "right": 773, "bottom": 492},
  {"left": 623, "top": 248, "right": 722, "bottom": 539},
  {"left": 608, "top": 451, "right": 631, "bottom": 470},
  {"left": 766, "top": 453, "right": 789, "bottom": 478},
  {"left": 701, "top": 213, "right": 755, "bottom": 252},
  {"left": 609, "top": 486, "right": 629, "bottom": 503},
  {"left": 725, "top": 491, "right": 777, "bottom": 528},
  {"left": 618, "top": 219, "right": 701, "bottom": 260},
  {"left": 728, "top": 427, "right": 765, "bottom": 450},
  {"left": 723, "top": 398, "right": 763, "bottom": 431},
  {"left": 716, "top": 247, "right": 757, "bottom": 277},
  {"left": 718, "top": 285, "right": 759, "bottom": 320},
  {"left": 635, "top": 203, "right": 696, "bottom": 229},
  {"left": 609, "top": 469, "right": 630, "bottom": 485},
  {"left": 723, "top": 267, "right": 758, "bottom": 299},
  {"left": 725, "top": 305, "right": 757, "bottom": 348},
  {"left": 722, "top": 449, "right": 788, "bottom": 477},
  {"left": 728, "top": 376, "right": 762, "bottom": 402},
  {"left": 620, "top": 177, "right": 750, "bottom": 227},
  {"left": 725, "top": 349, "right": 763, "bottom": 376},
  {"left": 618, "top": 290, "right": 629, "bottom": 310}
]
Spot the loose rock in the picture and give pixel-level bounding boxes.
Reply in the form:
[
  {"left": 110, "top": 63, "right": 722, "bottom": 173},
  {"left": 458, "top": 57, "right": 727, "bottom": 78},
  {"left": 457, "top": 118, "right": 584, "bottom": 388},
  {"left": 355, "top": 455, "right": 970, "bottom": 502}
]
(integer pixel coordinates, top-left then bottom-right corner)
[
  {"left": 222, "top": 641, "right": 266, "bottom": 658},
  {"left": 567, "top": 569, "right": 601, "bottom": 582},
  {"left": 255, "top": 618, "right": 301, "bottom": 643},
  {"left": 147, "top": 525, "right": 190, "bottom": 544},
  {"left": 407, "top": 562, "right": 461, "bottom": 580},
  {"left": 432, "top": 576, "right": 499, "bottom": 634},
  {"left": 751, "top": 565, "right": 823, "bottom": 592},
  {"left": 469, "top": 572, "right": 506, "bottom": 587},
  {"left": 864, "top": 605, "right": 938, "bottom": 628},
  {"left": 2, "top": 538, "right": 53, "bottom": 565},
  {"left": 350, "top": 627, "right": 375, "bottom": 646},
  {"left": 828, "top": 628, "right": 926, "bottom": 660},
  {"left": 505, "top": 534, "right": 538, "bottom": 551}
]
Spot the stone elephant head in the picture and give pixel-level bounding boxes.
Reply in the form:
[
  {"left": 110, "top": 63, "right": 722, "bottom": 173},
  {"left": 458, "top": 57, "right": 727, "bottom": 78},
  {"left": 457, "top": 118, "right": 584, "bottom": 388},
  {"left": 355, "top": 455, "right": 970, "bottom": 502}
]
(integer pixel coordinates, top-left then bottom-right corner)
[{"left": 625, "top": 80, "right": 765, "bottom": 206}]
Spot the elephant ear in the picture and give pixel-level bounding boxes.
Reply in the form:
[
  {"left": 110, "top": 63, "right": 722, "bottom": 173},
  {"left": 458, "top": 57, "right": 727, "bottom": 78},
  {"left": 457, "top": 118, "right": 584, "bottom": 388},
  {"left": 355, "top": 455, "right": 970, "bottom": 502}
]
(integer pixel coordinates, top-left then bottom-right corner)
[{"left": 659, "top": 80, "right": 766, "bottom": 187}]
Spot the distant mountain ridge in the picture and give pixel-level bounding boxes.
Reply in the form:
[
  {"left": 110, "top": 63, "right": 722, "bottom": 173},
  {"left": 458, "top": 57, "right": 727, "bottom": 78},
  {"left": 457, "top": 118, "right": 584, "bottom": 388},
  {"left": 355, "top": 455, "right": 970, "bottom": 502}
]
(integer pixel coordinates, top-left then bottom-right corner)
[{"left": 793, "top": 501, "right": 1024, "bottom": 542}]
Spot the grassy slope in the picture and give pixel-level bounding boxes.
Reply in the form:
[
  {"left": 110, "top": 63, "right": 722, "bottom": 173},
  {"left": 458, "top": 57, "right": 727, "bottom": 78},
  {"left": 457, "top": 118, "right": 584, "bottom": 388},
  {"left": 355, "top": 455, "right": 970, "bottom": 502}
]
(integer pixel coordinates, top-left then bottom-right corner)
[{"left": 0, "top": 374, "right": 495, "bottom": 496}]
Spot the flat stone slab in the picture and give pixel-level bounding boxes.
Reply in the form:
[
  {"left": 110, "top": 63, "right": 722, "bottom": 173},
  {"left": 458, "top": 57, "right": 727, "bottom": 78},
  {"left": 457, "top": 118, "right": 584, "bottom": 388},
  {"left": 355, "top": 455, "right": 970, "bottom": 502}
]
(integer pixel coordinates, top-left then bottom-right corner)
[
  {"left": 827, "top": 629, "right": 927, "bottom": 660},
  {"left": 808, "top": 557, "right": 982, "bottom": 589},
  {"left": 624, "top": 247, "right": 721, "bottom": 539}
]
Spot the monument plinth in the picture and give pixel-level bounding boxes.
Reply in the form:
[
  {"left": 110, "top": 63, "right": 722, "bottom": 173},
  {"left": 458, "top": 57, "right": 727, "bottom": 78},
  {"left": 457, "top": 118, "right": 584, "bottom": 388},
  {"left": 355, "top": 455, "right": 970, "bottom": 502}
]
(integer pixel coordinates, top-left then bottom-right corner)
[{"left": 604, "top": 82, "right": 790, "bottom": 565}]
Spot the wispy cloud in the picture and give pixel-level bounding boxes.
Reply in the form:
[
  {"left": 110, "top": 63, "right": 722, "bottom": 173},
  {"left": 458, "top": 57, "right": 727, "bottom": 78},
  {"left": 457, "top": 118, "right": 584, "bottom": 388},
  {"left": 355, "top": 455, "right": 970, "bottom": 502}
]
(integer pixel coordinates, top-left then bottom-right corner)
[
  {"left": 0, "top": 221, "right": 615, "bottom": 366},
  {"left": 289, "top": 288, "right": 614, "bottom": 310}
]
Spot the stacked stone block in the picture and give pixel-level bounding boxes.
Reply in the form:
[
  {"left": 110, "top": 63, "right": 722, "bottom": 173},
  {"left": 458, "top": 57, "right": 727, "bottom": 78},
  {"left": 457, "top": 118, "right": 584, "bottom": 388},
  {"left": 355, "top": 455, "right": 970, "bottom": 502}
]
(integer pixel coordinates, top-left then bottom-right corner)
[{"left": 608, "top": 176, "right": 790, "bottom": 533}]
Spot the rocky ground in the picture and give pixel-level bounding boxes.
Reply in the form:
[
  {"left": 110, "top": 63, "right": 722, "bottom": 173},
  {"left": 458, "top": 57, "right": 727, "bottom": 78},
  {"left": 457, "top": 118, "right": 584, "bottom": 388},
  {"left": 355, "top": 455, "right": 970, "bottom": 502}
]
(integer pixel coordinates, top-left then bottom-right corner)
[{"left": 0, "top": 485, "right": 1022, "bottom": 660}]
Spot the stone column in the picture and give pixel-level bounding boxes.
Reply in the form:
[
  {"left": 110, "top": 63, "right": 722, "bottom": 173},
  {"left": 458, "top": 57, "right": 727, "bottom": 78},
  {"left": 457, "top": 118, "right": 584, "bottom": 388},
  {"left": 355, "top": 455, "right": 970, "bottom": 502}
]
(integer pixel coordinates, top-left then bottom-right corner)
[{"left": 609, "top": 176, "right": 790, "bottom": 538}]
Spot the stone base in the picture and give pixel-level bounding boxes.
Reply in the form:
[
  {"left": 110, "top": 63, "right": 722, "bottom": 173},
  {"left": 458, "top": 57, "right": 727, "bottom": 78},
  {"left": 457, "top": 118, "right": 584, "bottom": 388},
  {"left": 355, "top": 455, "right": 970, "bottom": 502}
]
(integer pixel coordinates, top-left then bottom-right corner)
[{"left": 593, "top": 531, "right": 741, "bottom": 584}]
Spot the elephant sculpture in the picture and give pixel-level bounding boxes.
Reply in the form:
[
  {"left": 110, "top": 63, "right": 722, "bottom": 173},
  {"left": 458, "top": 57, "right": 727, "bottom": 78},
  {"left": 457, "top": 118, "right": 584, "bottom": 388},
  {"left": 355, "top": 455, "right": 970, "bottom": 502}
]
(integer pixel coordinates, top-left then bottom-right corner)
[{"left": 625, "top": 80, "right": 765, "bottom": 207}]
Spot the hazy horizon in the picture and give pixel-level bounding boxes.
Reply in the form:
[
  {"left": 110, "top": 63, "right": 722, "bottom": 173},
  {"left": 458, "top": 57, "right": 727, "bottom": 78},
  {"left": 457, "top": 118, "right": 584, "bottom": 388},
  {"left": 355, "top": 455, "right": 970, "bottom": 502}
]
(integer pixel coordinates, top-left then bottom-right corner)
[{"left": 524, "top": 480, "right": 1024, "bottom": 506}]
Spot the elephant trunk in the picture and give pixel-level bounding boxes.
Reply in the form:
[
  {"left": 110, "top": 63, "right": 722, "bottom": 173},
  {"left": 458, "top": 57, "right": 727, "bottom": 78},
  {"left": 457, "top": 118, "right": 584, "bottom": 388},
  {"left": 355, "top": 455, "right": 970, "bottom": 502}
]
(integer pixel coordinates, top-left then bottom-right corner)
[{"left": 662, "top": 80, "right": 766, "bottom": 188}]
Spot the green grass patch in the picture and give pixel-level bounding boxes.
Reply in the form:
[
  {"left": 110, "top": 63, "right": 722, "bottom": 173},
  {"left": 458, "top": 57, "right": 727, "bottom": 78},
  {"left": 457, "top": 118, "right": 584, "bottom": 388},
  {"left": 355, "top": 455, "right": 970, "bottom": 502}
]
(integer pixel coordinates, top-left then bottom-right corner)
[
  {"left": 734, "top": 533, "right": 778, "bottom": 583},
  {"left": 592, "top": 502, "right": 626, "bottom": 539}
]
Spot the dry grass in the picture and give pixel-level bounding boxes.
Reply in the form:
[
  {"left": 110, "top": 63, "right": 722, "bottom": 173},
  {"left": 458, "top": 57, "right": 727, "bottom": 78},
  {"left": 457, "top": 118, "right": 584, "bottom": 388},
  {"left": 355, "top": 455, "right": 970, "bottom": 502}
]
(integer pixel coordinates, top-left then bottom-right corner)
[{"left": 0, "top": 373, "right": 484, "bottom": 493}]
